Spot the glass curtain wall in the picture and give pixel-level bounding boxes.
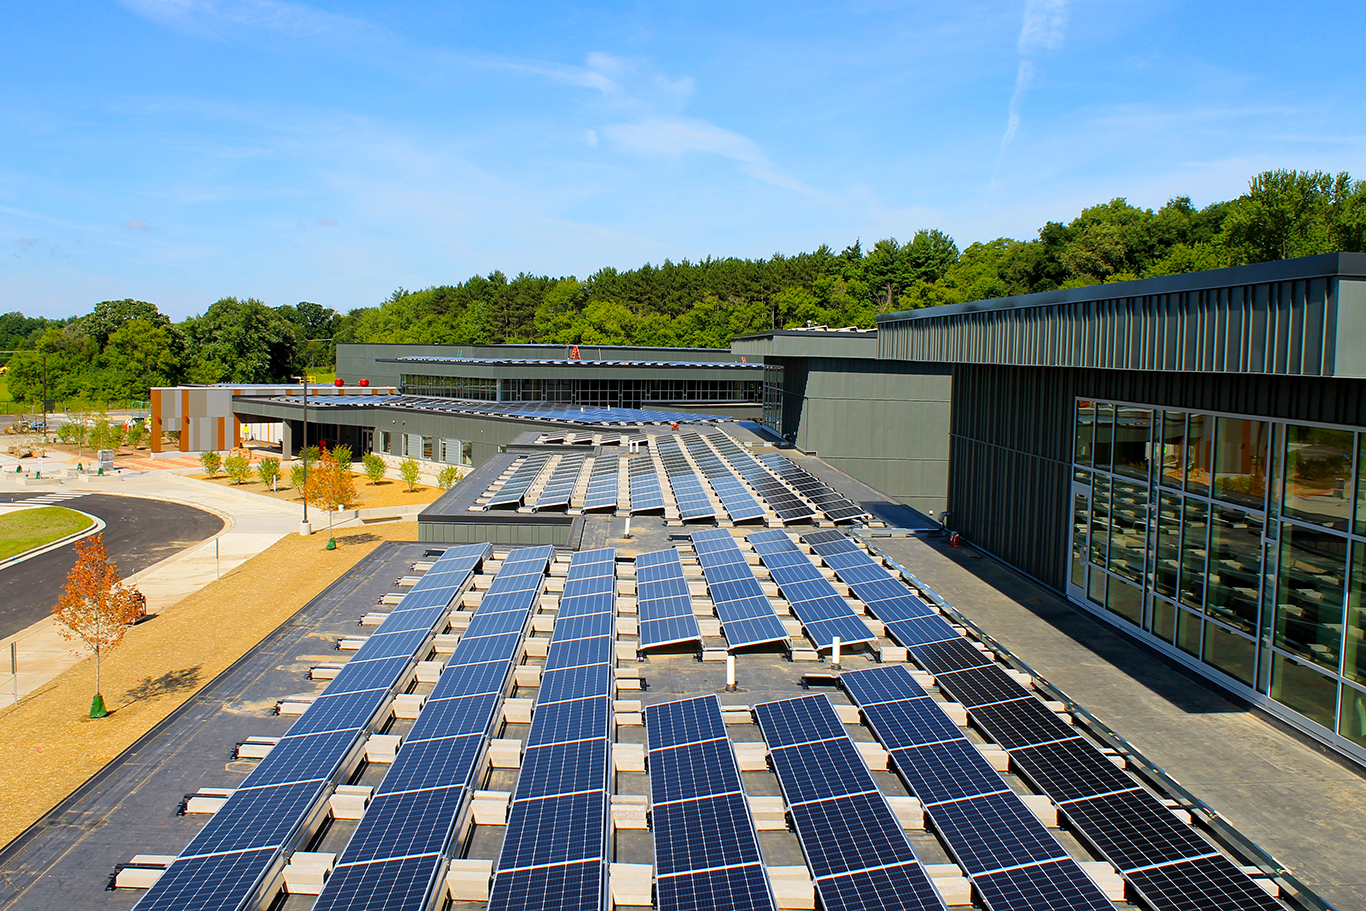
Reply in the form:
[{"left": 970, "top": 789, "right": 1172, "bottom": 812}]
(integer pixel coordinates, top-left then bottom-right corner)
[{"left": 1071, "top": 398, "right": 1366, "bottom": 754}]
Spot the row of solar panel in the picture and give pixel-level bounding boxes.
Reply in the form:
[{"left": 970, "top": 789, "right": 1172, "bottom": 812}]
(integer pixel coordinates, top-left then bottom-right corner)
[
  {"left": 704, "top": 431, "right": 817, "bottom": 523},
  {"left": 133, "top": 544, "right": 495, "bottom": 911},
  {"left": 754, "top": 694, "right": 948, "bottom": 911},
  {"left": 373, "top": 395, "right": 732, "bottom": 427},
  {"left": 655, "top": 437, "right": 716, "bottom": 522},
  {"left": 841, "top": 667, "right": 1116, "bottom": 911},
  {"left": 804, "top": 530, "right": 1288, "bottom": 911},
  {"left": 681, "top": 432, "right": 766, "bottom": 523},
  {"left": 312, "top": 545, "right": 555, "bottom": 911},
  {"left": 691, "top": 529, "right": 790, "bottom": 649},
  {"left": 758, "top": 452, "right": 866, "bottom": 522},
  {"left": 636, "top": 549, "right": 702, "bottom": 650},
  {"left": 486, "top": 453, "right": 553, "bottom": 508},
  {"left": 645, "top": 696, "right": 777, "bottom": 911},
  {"left": 534, "top": 452, "right": 588, "bottom": 510},
  {"left": 582, "top": 452, "right": 621, "bottom": 512},
  {"left": 488, "top": 548, "right": 618, "bottom": 911},
  {"left": 748, "top": 529, "right": 876, "bottom": 652},
  {"left": 628, "top": 452, "right": 666, "bottom": 514}
]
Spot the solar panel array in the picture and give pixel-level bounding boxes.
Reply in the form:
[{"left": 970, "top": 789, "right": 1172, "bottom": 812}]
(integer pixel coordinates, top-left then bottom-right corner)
[
  {"left": 581, "top": 452, "right": 621, "bottom": 513},
  {"left": 645, "top": 696, "right": 777, "bottom": 911},
  {"left": 690, "top": 529, "right": 788, "bottom": 649},
  {"left": 656, "top": 437, "right": 716, "bottom": 522},
  {"left": 747, "top": 530, "right": 875, "bottom": 651},
  {"left": 133, "top": 544, "right": 493, "bottom": 911},
  {"left": 312, "top": 545, "right": 554, "bottom": 911},
  {"left": 841, "top": 666, "right": 1116, "bottom": 911},
  {"left": 534, "top": 452, "right": 588, "bottom": 510},
  {"left": 753, "top": 695, "right": 948, "bottom": 911},
  {"left": 682, "top": 432, "right": 766, "bottom": 523},
  {"left": 758, "top": 453, "right": 866, "bottom": 522},
  {"left": 487, "top": 453, "right": 552, "bottom": 508},
  {"left": 628, "top": 453, "right": 666, "bottom": 514},
  {"left": 801, "top": 530, "right": 951, "bottom": 646},
  {"left": 488, "top": 548, "right": 617, "bottom": 911},
  {"left": 704, "top": 432, "right": 816, "bottom": 523},
  {"left": 635, "top": 549, "right": 702, "bottom": 650}
]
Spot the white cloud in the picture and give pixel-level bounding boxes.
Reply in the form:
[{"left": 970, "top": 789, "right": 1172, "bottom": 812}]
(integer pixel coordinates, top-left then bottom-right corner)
[
  {"left": 124, "top": 219, "right": 153, "bottom": 232},
  {"left": 1018, "top": 0, "right": 1069, "bottom": 55},
  {"left": 318, "top": 216, "right": 338, "bottom": 226},
  {"left": 118, "top": 0, "right": 374, "bottom": 42}
]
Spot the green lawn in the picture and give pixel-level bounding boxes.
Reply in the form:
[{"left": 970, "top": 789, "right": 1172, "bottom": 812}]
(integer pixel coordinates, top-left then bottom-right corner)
[{"left": 0, "top": 506, "right": 94, "bottom": 561}]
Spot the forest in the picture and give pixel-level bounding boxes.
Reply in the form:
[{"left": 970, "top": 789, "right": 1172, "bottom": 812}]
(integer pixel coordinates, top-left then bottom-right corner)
[{"left": 3, "top": 168, "right": 1364, "bottom": 407}]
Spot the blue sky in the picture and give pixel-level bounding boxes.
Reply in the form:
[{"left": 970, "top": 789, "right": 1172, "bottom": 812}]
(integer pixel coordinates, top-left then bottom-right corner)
[{"left": 3, "top": 1, "right": 1363, "bottom": 320}]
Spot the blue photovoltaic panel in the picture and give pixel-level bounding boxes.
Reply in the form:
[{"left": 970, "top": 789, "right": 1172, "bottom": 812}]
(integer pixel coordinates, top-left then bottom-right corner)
[
  {"left": 133, "top": 544, "right": 494, "bottom": 911},
  {"left": 753, "top": 695, "right": 946, "bottom": 911},
  {"left": 488, "top": 548, "right": 615, "bottom": 911},
  {"left": 683, "top": 432, "right": 766, "bottom": 523},
  {"left": 628, "top": 453, "right": 666, "bottom": 514},
  {"left": 534, "top": 452, "right": 588, "bottom": 510},
  {"left": 704, "top": 431, "right": 816, "bottom": 523},
  {"left": 645, "top": 696, "right": 777, "bottom": 911},
  {"left": 487, "top": 453, "right": 552, "bottom": 508},
  {"left": 656, "top": 437, "right": 716, "bottom": 521},
  {"left": 748, "top": 529, "right": 875, "bottom": 651},
  {"left": 636, "top": 548, "right": 702, "bottom": 650},
  {"left": 310, "top": 546, "right": 551, "bottom": 911},
  {"left": 581, "top": 452, "right": 620, "bottom": 512},
  {"left": 690, "top": 529, "right": 788, "bottom": 649},
  {"left": 839, "top": 666, "right": 1114, "bottom": 911},
  {"left": 758, "top": 452, "right": 866, "bottom": 521}
]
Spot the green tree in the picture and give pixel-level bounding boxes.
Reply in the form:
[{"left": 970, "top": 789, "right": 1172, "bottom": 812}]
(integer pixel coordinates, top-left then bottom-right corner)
[
  {"left": 101, "top": 318, "right": 182, "bottom": 399},
  {"left": 181, "top": 297, "right": 298, "bottom": 384},
  {"left": 257, "top": 456, "right": 281, "bottom": 489},
  {"left": 399, "top": 458, "right": 421, "bottom": 492},
  {"left": 437, "top": 464, "right": 459, "bottom": 489},
  {"left": 224, "top": 452, "right": 252, "bottom": 485},
  {"left": 1221, "top": 170, "right": 1362, "bottom": 264},
  {"left": 81, "top": 299, "right": 168, "bottom": 347},
  {"left": 199, "top": 451, "right": 222, "bottom": 477},
  {"left": 362, "top": 452, "right": 387, "bottom": 484}
]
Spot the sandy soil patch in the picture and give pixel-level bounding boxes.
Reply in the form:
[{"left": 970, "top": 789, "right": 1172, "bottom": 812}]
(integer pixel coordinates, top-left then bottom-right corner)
[
  {"left": 185, "top": 473, "right": 445, "bottom": 509},
  {"left": 0, "top": 521, "right": 421, "bottom": 849}
]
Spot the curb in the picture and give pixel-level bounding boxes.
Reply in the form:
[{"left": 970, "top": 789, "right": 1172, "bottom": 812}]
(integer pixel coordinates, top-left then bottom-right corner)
[{"left": 0, "top": 509, "right": 107, "bottom": 570}]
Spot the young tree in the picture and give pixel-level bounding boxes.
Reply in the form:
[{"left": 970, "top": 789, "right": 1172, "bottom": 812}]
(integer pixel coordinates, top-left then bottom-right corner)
[
  {"left": 224, "top": 452, "right": 252, "bottom": 485},
  {"left": 52, "top": 534, "right": 144, "bottom": 717},
  {"left": 199, "top": 450, "right": 222, "bottom": 477},
  {"left": 304, "top": 459, "right": 357, "bottom": 548},
  {"left": 126, "top": 420, "right": 148, "bottom": 450},
  {"left": 399, "top": 458, "right": 421, "bottom": 492},
  {"left": 437, "top": 464, "right": 459, "bottom": 490},
  {"left": 362, "top": 452, "right": 387, "bottom": 484},
  {"left": 330, "top": 443, "right": 353, "bottom": 467},
  {"left": 257, "top": 456, "right": 281, "bottom": 489}
]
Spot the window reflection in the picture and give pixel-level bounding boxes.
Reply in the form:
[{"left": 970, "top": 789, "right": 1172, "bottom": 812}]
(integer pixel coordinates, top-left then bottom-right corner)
[
  {"left": 1179, "top": 500, "right": 1208, "bottom": 611},
  {"left": 1153, "top": 491, "right": 1181, "bottom": 599},
  {"left": 1207, "top": 507, "right": 1262, "bottom": 634},
  {"left": 1090, "top": 474, "right": 1111, "bottom": 569},
  {"left": 1284, "top": 424, "right": 1353, "bottom": 530},
  {"left": 1276, "top": 523, "right": 1346, "bottom": 671},
  {"left": 1071, "top": 491, "right": 1088, "bottom": 589},
  {"left": 1341, "top": 684, "right": 1366, "bottom": 747},
  {"left": 1346, "top": 542, "right": 1366, "bottom": 686},
  {"left": 1270, "top": 653, "right": 1339, "bottom": 730},
  {"left": 1159, "top": 411, "right": 1186, "bottom": 489},
  {"left": 1213, "top": 418, "right": 1268, "bottom": 509},
  {"left": 1075, "top": 401, "right": 1095, "bottom": 467},
  {"left": 1113, "top": 407, "right": 1152, "bottom": 480},
  {"left": 1108, "top": 479, "right": 1147, "bottom": 583},
  {"left": 1185, "top": 414, "right": 1214, "bottom": 496},
  {"left": 1093, "top": 403, "right": 1114, "bottom": 473},
  {"left": 1204, "top": 623, "right": 1255, "bottom": 687}
]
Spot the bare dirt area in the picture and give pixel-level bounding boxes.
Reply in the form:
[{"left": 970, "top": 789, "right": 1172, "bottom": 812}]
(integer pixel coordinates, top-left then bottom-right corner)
[
  {"left": 186, "top": 473, "right": 445, "bottom": 509},
  {"left": 0, "top": 521, "right": 421, "bottom": 849}
]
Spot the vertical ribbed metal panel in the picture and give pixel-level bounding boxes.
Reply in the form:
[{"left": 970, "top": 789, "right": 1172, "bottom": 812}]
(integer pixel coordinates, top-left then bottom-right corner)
[{"left": 880, "top": 273, "right": 1350, "bottom": 377}]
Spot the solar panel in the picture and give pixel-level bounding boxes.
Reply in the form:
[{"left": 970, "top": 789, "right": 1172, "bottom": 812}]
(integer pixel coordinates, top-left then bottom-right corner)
[
  {"left": 682, "top": 432, "right": 766, "bottom": 523},
  {"left": 581, "top": 452, "right": 621, "bottom": 512},
  {"left": 758, "top": 452, "right": 867, "bottom": 522},
  {"left": 800, "top": 532, "right": 945, "bottom": 629},
  {"left": 703, "top": 431, "right": 817, "bottom": 523},
  {"left": 748, "top": 529, "right": 875, "bottom": 651},
  {"left": 311, "top": 546, "right": 553, "bottom": 911},
  {"left": 839, "top": 666, "right": 1115, "bottom": 911},
  {"left": 134, "top": 544, "right": 493, "bottom": 911},
  {"left": 488, "top": 549, "right": 615, "bottom": 911},
  {"left": 533, "top": 452, "right": 588, "bottom": 510},
  {"left": 753, "top": 695, "right": 946, "bottom": 911},
  {"left": 1123, "top": 854, "right": 1286, "bottom": 911},
  {"left": 487, "top": 453, "right": 552, "bottom": 508},
  {"left": 645, "top": 696, "right": 777, "bottom": 911},
  {"left": 689, "top": 529, "right": 788, "bottom": 649},
  {"left": 628, "top": 452, "right": 666, "bottom": 514},
  {"left": 636, "top": 548, "right": 703, "bottom": 650},
  {"left": 657, "top": 437, "right": 716, "bottom": 521}
]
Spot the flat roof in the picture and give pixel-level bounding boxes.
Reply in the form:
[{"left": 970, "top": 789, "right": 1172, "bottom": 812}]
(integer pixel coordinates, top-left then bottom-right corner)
[
  {"left": 268, "top": 393, "right": 735, "bottom": 426},
  {"left": 387, "top": 356, "right": 761, "bottom": 369}
]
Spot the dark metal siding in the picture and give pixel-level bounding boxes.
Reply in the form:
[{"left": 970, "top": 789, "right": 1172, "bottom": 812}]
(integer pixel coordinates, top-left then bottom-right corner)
[{"left": 949, "top": 365, "right": 1366, "bottom": 591}]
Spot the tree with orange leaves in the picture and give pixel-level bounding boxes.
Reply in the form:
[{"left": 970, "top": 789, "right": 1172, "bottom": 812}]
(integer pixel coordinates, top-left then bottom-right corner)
[
  {"left": 304, "top": 451, "right": 357, "bottom": 551},
  {"left": 51, "top": 533, "right": 143, "bottom": 718}
]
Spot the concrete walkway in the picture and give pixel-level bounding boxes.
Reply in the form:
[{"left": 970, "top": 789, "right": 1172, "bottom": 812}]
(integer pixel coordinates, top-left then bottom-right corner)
[
  {"left": 0, "top": 471, "right": 301, "bottom": 701},
  {"left": 868, "top": 532, "right": 1366, "bottom": 911}
]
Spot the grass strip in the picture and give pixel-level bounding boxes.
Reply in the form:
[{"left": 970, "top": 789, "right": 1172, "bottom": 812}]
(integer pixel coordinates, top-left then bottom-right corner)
[{"left": 0, "top": 507, "right": 94, "bottom": 562}]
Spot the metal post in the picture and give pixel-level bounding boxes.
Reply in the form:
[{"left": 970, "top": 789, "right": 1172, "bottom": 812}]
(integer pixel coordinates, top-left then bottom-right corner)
[
  {"left": 10, "top": 642, "right": 16, "bottom": 704},
  {"left": 624, "top": 517, "right": 632, "bottom": 539},
  {"left": 215, "top": 538, "right": 220, "bottom": 580},
  {"left": 725, "top": 654, "right": 736, "bottom": 692},
  {"left": 831, "top": 636, "right": 842, "bottom": 670},
  {"left": 296, "top": 377, "right": 312, "bottom": 536}
]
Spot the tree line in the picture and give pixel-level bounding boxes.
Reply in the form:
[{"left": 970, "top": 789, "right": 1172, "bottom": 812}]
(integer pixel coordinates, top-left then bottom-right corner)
[{"left": 3, "top": 168, "right": 1363, "bottom": 405}]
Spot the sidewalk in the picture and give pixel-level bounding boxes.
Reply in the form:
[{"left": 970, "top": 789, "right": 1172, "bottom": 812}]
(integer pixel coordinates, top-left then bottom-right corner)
[{"left": 0, "top": 471, "right": 302, "bottom": 701}]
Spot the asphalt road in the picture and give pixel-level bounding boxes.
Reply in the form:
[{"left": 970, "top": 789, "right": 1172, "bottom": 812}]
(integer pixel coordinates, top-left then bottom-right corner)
[{"left": 0, "top": 492, "right": 224, "bottom": 640}]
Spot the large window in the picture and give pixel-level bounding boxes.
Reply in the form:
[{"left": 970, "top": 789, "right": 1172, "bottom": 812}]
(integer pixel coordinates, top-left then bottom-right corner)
[{"left": 1069, "top": 397, "right": 1366, "bottom": 757}]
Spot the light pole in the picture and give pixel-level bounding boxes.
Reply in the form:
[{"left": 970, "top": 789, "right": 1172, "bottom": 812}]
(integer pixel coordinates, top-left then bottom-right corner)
[{"left": 294, "top": 375, "right": 312, "bottom": 536}]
